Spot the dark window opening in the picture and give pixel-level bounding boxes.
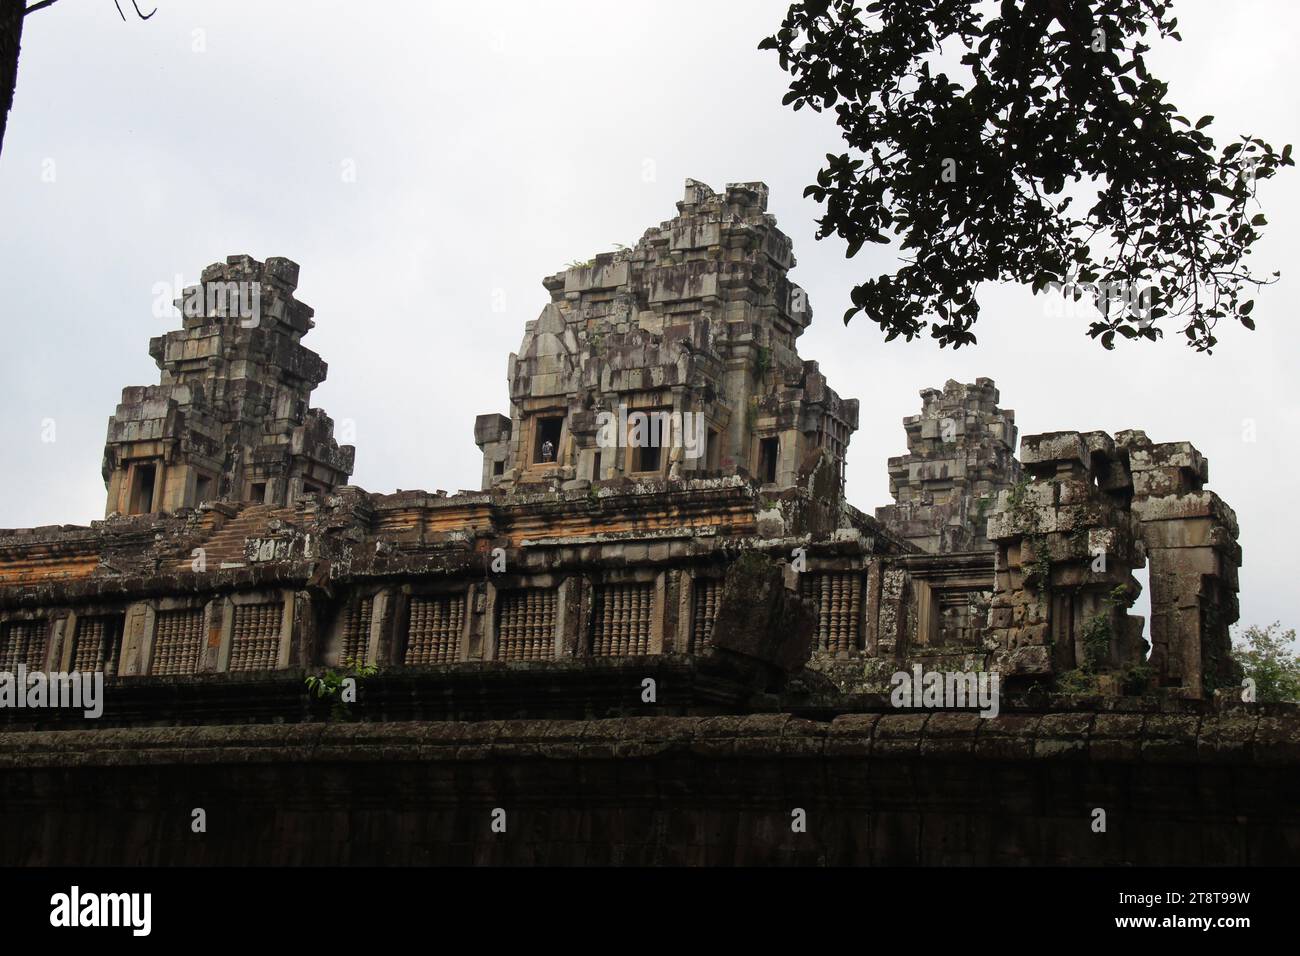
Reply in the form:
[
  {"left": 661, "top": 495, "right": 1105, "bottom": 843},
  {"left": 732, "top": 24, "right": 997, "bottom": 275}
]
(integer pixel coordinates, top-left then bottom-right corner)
[
  {"left": 129, "top": 462, "right": 157, "bottom": 515},
  {"left": 250, "top": 482, "right": 267, "bottom": 504},
  {"left": 194, "top": 474, "right": 213, "bottom": 505},
  {"left": 628, "top": 408, "right": 671, "bottom": 474},
  {"left": 534, "top": 416, "right": 563, "bottom": 464},
  {"left": 759, "top": 438, "right": 779, "bottom": 484},
  {"left": 493, "top": 460, "right": 505, "bottom": 476},
  {"left": 302, "top": 483, "right": 320, "bottom": 498},
  {"left": 632, "top": 443, "right": 661, "bottom": 474},
  {"left": 706, "top": 429, "right": 721, "bottom": 470},
  {"left": 592, "top": 451, "right": 602, "bottom": 480}
]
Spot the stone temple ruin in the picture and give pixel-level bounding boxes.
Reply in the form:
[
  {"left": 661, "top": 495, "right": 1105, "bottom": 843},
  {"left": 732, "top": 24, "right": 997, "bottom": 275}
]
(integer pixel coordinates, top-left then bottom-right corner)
[
  {"left": 0, "top": 179, "right": 1244, "bottom": 706},
  {"left": 0, "top": 179, "right": 1288, "bottom": 867},
  {"left": 474, "top": 179, "right": 855, "bottom": 497},
  {"left": 102, "top": 255, "right": 355, "bottom": 515}
]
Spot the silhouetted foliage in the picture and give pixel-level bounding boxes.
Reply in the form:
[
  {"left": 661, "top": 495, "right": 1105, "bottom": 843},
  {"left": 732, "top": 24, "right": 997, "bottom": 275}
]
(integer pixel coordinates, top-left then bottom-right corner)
[{"left": 761, "top": 0, "right": 1293, "bottom": 351}]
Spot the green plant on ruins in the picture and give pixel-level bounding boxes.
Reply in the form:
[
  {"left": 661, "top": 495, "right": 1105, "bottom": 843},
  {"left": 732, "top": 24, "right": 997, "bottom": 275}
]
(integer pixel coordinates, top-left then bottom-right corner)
[
  {"left": 305, "top": 657, "right": 378, "bottom": 722},
  {"left": 1006, "top": 475, "right": 1029, "bottom": 511},
  {"left": 862, "top": 656, "right": 894, "bottom": 690},
  {"left": 1080, "top": 612, "right": 1112, "bottom": 674},
  {"left": 1054, "top": 668, "right": 1094, "bottom": 696},
  {"left": 1005, "top": 477, "right": 1039, "bottom": 533},
  {"left": 1083, "top": 584, "right": 1129, "bottom": 673},
  {"left": 1121, "top": 660, "right": 1155, "bottom": 696},
  {"left": 1056, "top": 585, "right": 1130, "bottom": 694},
  {"left": 1002, "top": 477, "right": 1051, "bottom": 591},
  {"left": 1025, "top": 536, "right": 1052, "bottom": 592}
]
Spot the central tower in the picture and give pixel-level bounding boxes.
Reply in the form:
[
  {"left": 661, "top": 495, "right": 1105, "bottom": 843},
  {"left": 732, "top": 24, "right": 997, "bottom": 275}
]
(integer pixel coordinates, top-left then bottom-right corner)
[{"left": 475, "top": 179, "right": 858, "bottom": 494}]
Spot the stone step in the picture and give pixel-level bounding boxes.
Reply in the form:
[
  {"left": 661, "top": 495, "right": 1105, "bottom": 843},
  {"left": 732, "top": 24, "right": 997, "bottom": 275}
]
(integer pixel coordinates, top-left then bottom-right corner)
[{"left": 173, "top": 504, "right": 300, "bottom": 571}]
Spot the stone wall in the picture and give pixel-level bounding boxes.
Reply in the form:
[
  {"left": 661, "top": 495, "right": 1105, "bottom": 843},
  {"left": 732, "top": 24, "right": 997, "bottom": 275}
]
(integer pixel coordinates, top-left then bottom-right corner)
[
  {"left": 0, "top": 477, "right": 912, "bottom": 708},
  {"left": 2, "top": 708, "right": 1295, "bottom": 865}
]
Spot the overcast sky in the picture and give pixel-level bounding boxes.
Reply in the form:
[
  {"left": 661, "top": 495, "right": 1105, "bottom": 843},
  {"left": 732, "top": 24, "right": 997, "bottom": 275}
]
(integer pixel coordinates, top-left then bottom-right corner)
[{"left": 1, "top": 1, "right": 1296, "bottom": 634}]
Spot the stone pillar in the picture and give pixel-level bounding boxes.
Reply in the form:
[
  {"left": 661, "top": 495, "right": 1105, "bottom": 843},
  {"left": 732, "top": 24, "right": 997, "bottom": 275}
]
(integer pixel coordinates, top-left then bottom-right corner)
[
  {"left": 482, "top": 580, "right": 500, "bottom": 662},
  {"left": 118, "top": 602, "right": 156, "bottom": 677},
  {"left": 877, "top": 566, "right": 908, "bottom": 658},
  {"left": 475, "top": 414, "right": 513, "bottom": 490},
  {"left": 366, "top": 589, "right": 392, "bottom": 665},
  {"left": 1120, "top": 432, "right": 1241, "bottom": 697},
  {"left": 863, "top": 558, "right": 883, "bottom": 657},
  {"left": 555, "top": 576, "right": 586, "bottom": 658}
]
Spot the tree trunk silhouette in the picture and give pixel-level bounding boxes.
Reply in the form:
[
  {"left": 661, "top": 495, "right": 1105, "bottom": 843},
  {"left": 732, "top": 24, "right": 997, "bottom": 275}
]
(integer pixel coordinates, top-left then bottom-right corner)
[{"left": 0, "top": 0, "right": 24, "bottom": 160}]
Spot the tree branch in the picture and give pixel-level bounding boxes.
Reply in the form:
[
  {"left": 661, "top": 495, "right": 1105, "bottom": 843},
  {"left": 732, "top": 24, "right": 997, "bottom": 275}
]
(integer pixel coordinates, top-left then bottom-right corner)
[{"left": 113, "top": 0, "right": 156, "bottom": 21}]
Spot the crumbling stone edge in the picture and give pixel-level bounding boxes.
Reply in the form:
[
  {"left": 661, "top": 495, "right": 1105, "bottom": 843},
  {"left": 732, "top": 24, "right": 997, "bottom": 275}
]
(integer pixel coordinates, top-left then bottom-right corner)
[{"left": 1, "top": 711, "right": 1296, "bottom": 769}]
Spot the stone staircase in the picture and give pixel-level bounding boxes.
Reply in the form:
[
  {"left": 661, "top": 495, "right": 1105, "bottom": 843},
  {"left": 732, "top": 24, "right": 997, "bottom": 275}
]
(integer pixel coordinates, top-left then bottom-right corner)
[{"left": 177, "top": 504, "right": 297, "bottom": 571}]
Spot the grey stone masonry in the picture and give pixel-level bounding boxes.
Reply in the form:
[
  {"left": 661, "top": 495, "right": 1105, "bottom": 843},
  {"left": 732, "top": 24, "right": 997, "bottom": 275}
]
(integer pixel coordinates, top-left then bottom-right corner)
[
  {"left": 876, "top": 378, "right": 1020, "bottom": 553},
  {"left": 102, "top": 255, "right": 355, "bottom": 516},
  {"left": 476, "top": 179, "right": 858, "bottom": 497},
  {"left": 986, "top": 428, "right": 1241, "bottom": 697}
]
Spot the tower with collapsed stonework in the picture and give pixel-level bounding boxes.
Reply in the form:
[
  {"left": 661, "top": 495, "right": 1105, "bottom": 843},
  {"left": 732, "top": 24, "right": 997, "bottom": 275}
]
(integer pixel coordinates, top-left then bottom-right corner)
[
  {"left": 475, "top": 180, "right": 857, "bottom": 495},
  {"left": 875, "top": 378, "right": 1020, "bottom": 553},
  {"left": 101, "top": 255, "right": 355, "bottom": 516},
  {"left": 872, "top": 378, "right": 1242, "bottom": 698}
]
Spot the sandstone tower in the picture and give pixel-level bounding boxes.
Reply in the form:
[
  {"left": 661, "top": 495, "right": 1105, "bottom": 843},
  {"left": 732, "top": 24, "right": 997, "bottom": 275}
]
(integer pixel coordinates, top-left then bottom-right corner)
[
  {"left": 875, "top": 377, "right": 1020, "bottom": 553},
  {"left": 101, "top": 255, "right": 355, "bottom": 516},
  {"left": 475, "top": 180, "right": 858, "bottom": 496}
]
